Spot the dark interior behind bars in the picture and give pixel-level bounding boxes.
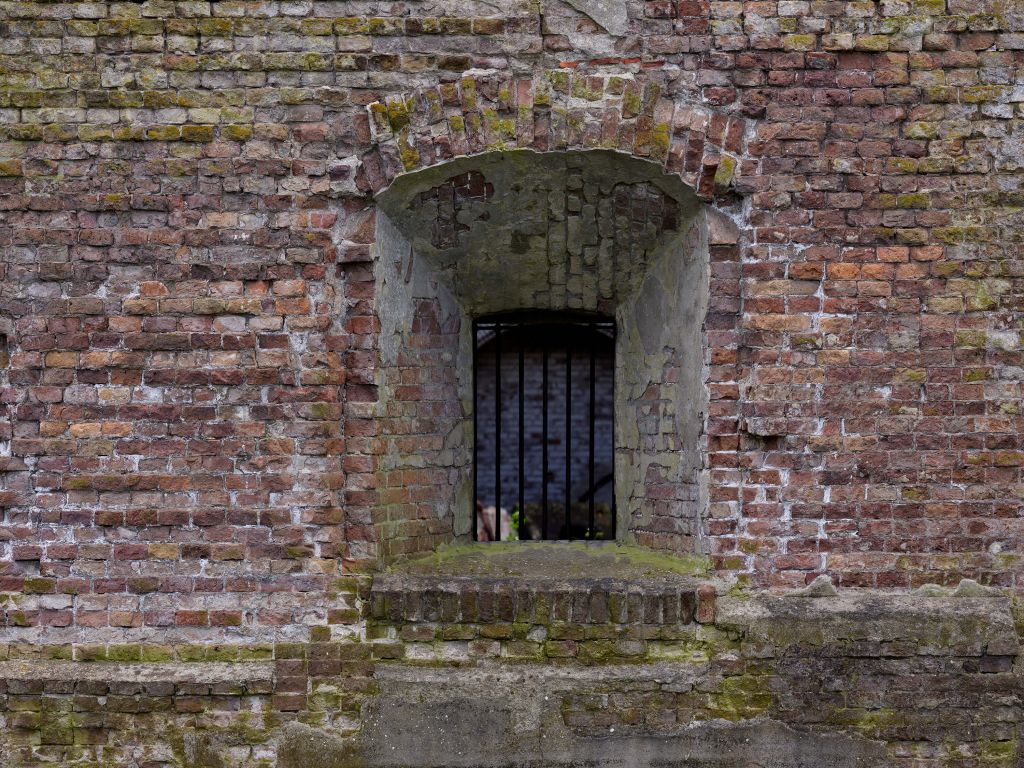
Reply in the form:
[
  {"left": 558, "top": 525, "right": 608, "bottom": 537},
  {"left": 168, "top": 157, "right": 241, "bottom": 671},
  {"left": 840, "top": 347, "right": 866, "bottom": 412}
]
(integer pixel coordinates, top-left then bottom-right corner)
[{"left": 473, "top": 315, "right": 616, "bottom": 542}]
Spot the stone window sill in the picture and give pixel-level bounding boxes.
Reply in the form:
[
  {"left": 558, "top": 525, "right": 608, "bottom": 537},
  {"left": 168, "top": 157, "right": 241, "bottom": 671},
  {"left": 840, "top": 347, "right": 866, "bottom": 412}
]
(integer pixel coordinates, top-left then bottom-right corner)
[{"left": 369, "top": 542, "right": 718, "bottom": 627}]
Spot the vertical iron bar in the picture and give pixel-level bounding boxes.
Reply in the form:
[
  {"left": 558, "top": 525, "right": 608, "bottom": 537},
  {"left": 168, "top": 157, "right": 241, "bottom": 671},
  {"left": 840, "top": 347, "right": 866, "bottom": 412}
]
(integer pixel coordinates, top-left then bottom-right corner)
[
  {"left": 494, "top": 323, "right": 502, "bottom": 542},
  {"left": 542, "top": 342, "right": 548, "bottom": 540},
  {"left": 472, "top": 321, "right": 479, "bottom": 542},
  {"left": 589, "top": 324, "right": 596, "bottom": 539},
  {"left": 565, "top": 344, "right": 571, "bottom": 538},
  {"left": 518, "top": 336, "right": 525, "bottom": 540},
  {"left": 610, "top": 322, "right": 616, "bottom": 539}
]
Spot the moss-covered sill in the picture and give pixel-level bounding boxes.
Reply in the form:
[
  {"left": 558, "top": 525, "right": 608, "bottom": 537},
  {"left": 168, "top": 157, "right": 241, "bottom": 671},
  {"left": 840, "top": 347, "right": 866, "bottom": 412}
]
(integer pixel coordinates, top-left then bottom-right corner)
[{"left": 371, "top": 542, "right": 719, "bottom": 626}]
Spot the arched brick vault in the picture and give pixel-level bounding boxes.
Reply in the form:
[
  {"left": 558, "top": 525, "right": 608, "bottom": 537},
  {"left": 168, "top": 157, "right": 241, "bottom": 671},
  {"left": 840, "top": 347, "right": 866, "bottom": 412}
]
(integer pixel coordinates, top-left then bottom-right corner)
[
  {"left": 334, "top": 69, "right": 753, "bottom": 564},
  {"left": 351, "top": 69, "right": 752, "bottom": 204}
]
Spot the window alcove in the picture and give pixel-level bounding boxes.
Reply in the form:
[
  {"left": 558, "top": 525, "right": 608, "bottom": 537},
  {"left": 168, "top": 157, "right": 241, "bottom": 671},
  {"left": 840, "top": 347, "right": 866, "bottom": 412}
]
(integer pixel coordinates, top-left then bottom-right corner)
[{"left": 371, "top": 149, "right": 710, "bottom": 560}]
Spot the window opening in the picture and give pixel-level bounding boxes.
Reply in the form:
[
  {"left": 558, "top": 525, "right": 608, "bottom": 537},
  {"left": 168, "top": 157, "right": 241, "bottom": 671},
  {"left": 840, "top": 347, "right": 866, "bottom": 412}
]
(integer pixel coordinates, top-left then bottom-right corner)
[{"left": 473, "top": 314, "right": 615, "bottom": 541}]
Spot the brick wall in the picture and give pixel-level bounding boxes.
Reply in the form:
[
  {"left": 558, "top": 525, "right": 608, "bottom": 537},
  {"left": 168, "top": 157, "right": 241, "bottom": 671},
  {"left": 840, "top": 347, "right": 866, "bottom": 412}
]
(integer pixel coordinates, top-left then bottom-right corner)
[{"left": 0, "top": 0, "right": 1021, "bottom": 673}]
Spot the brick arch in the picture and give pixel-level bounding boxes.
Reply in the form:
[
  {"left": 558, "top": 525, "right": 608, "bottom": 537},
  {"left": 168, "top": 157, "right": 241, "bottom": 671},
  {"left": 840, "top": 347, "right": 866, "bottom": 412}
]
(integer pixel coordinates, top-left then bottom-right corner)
[{"left": 353, "top": 69, "right": 749, "bottom": 202}]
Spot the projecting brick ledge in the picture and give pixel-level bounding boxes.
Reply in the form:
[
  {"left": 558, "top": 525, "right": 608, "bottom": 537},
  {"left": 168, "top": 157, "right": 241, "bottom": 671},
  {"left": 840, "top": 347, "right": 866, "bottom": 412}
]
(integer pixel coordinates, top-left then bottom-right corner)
[{"left": 370, "top": 572, "right": 717, "bottom": 626}]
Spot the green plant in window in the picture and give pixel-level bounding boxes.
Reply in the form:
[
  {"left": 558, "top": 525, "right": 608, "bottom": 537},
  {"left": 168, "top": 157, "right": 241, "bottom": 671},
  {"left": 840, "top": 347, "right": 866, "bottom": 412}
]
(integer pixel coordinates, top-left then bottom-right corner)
[{"left": 510, "top": 505, "right": 523, "bottom": 540}]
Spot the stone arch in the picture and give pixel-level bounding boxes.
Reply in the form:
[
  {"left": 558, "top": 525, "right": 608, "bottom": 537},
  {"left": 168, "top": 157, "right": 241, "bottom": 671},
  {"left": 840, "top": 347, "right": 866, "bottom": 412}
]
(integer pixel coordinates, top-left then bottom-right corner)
[
  {"left": 352, "top": 69, "right": 750, "bottom": 203},
  {"left": 338, "top": 70, "right": 750, "bottom": 564}
]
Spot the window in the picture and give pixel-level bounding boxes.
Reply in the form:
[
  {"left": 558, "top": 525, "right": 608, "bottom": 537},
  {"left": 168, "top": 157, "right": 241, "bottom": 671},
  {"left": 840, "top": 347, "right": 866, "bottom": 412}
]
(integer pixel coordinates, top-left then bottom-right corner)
[{"left": 473, "top": 313, "right": 616, "bottom": 541}]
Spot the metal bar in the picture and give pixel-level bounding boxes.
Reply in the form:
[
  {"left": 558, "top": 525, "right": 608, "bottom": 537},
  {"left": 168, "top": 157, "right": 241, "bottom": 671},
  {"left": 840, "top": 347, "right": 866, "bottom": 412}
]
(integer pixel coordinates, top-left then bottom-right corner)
[
  {"left": 589, "top": 325, "right": 596, "bottom": 539},
  {"left": 565, "top": 345, "right": 571, "bottom": 538},
  {"left": 610, "top": 322, "right": 616, "bottom": 539},
  {"left": 494, "top": 322, "right": 502, "bottom": 542},
  {"left": 542, "top": 342, "right": 548, "bottom": 540},
  {"left": 518, "top": 336, "right": 525, "bottom": 540},
  {"left": 472, "top": 320, "right": 479, "bottom": 542}
]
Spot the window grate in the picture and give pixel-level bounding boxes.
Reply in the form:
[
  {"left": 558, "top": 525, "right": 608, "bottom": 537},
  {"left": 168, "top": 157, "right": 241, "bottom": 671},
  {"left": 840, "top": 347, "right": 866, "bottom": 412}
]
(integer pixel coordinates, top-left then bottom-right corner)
[{"left": 473, "top": 314, "right": 616, "bottom": 542}]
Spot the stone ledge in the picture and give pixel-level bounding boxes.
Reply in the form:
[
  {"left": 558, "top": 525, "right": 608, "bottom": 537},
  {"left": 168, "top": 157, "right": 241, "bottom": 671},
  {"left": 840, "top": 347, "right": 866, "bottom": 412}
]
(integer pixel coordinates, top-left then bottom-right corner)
[
  {"left": 0, "top": 659, "right": 275, "bottom": 684},
  {"left": 371, "top": 574, "right": 711, "bottom": 626},
  {"left": 716, "top": 591, "right": 1020, "bottom": 659},
  {"left": 372, "top": 543, "right": 718, "bottom": 626}
]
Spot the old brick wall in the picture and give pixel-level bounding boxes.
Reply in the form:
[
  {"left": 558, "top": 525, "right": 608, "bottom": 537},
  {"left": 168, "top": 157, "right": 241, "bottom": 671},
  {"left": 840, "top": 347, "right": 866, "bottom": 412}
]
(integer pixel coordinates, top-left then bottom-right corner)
[
  {"left": 0, "top": 0, "right": 1023, "bottom": 764},
  {"left": 0, "top": 0, "right": 1021, "bottom": 605}
]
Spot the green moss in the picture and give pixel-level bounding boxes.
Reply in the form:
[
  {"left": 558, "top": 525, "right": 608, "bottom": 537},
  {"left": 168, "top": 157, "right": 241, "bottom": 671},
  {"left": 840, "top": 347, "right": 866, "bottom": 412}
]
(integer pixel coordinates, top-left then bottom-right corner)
[
  {"left": 22, "top": 577, "right": 55, "bottom": 594},
  {"left": 546, "top": 71, "right": 570, "bottom": 94},
  {"left": 106, "top": 644, "right": 142, "bottom": 662},
  {"left": 460, "top": 77, "right": 477, "bottom": 111},
  {"left": 852, "top": 707, "right": 909, "bottom": 738},
  {"left": 701, "top": 673, "right": 772, "bottom": 721},
  {"left": 206, "top": 644, "right": 242, "bottom": 662},
  {"left": 896, "top": 192, "right": 929, "bottom": 209},
  {"left": 238, "top": 644, "right": 275, "bottom": 661},
  {"left": 177, "top": 644, "right": 209, "bottom": 662},
  {"left": 963, "top": 368, "right": 989, "bottom": 382},
  {"left": 622, "top": 90, "right": 641, "bottom": 118},
  {"left": 979, "top": 741, "right": 1016, "bottom": 763},
  {"left": 934, "top": 226, "right": 996, "bottom": 244},
  {"left": 74, "top": 644, "right": 106, "bottom": 662},
  {"left": 961, "top": 86, "right": 1006, "bottom": 104},
  {"left": 533, "top": 82, "right": 551, "bottom": 107},
  {"left": 181, "top": 125, "right": 215, "bottom": 142},
  {"left": 782, "top": 34, "right": 816, "bottom": 51},
  {"left": 140, "top": 645, "right": 174, "bottom": 662},
  {"left": 392, "top": 541, "right": 710, "bottom": 579},
  {"left": 905, "top": 122, "right": 938, "bottom": 140},
  {"left": 922, "top": 85, "right": 957, "bottom": 103},
  {"left": 43, "top": 644, "right": 73, "bottom": 660},
  {"left": 888, "top": 157, "right": 918, "bottom": 173},
  {"left": 955, "top": 330, "right": 987, "bottom": 348},
  {"left": 713, "top": 153, "right": 737, "bottom": 190},
  {"left": 495, "top": 118, "right": 516, "bottom": 140},
  {"left": 145, "top": 125, "right": 181, "bottom": 141},
  {"left": 896, "top": 368, "right": 927, "bottom": 383},
  {"left": 397, "top": 130, "right": 421, "bottom": 171},
  {"left": 335, "top": 18, "right": 370, "bottom": 35},
  {"left": 386, "top": 100, "right": 410, "bottom": 131},
  {"left": 571, "top": 77, "right": 602, "bottom": 101},
  {"left": 854, "top": 34, "right": 890, "bottom": 51},
  {"left": 305, "top": 402, "right": 336, "bottom": 420},
  {"left": 222, "top": 124, "right": 253, "bottom": 141}
]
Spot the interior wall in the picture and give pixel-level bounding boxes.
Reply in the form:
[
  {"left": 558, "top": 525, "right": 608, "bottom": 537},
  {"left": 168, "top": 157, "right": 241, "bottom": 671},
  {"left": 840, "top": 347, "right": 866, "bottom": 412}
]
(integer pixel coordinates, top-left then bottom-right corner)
[
  {"left": 616, "top": 212, "right": 710, "bottom": 551},
  {"left": 372, "top": 213, "right": 471, "bottom": 560}
]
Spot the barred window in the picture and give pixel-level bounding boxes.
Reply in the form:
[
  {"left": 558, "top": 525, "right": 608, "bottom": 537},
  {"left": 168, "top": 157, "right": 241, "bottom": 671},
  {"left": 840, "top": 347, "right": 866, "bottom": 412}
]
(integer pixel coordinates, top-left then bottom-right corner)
[{"left": 473, "top": 314, "right": 615, "bottom": 542}]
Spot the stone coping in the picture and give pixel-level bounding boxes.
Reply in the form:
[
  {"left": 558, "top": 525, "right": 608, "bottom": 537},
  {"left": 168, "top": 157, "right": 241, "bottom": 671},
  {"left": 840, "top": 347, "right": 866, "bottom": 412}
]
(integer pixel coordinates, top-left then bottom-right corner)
[{"left": 386, "top": 541, "right": 711, "bottom": 581}]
